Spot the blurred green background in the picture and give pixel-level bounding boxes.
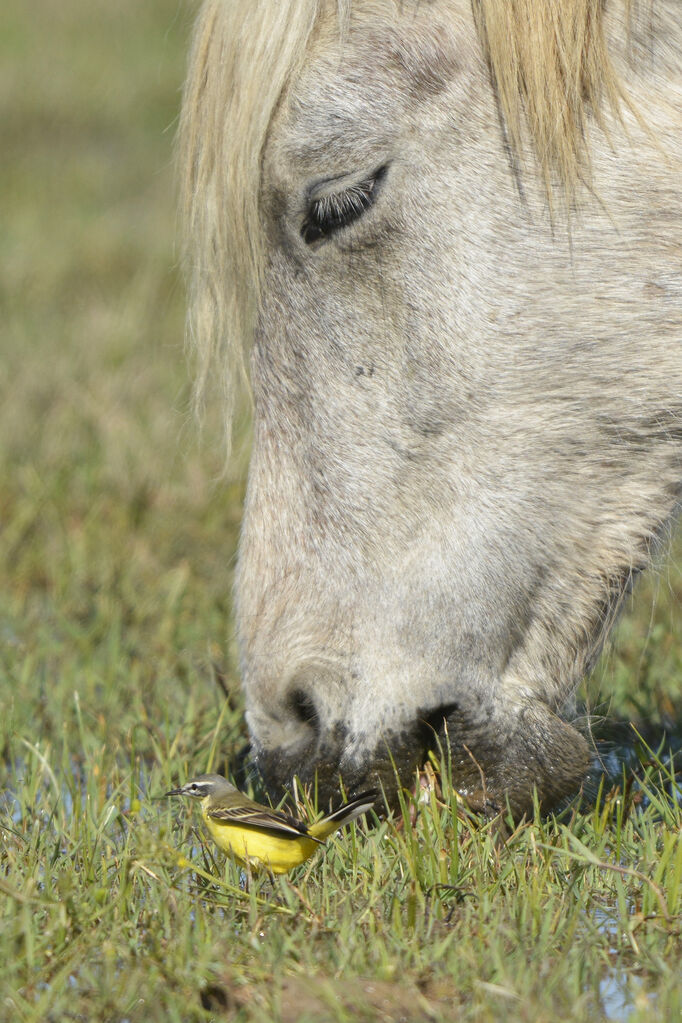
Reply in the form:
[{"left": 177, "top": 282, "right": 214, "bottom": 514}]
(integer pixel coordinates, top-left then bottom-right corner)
[{"left": 1, "top": 0, "right": 250, "bottom": 760}]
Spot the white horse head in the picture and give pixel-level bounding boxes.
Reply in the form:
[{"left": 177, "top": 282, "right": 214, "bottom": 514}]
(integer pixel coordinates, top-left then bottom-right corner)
[{"left": 180, "top": 1, "right": 682, "bottom": 815}]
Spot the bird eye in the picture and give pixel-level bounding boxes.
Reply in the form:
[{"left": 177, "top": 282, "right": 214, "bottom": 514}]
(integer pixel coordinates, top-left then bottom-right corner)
[{"left": 301, "top": 165, "right": 387, "bottom": 245}]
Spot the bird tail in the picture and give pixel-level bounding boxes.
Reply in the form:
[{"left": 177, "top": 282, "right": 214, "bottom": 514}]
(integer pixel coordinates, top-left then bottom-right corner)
[{"left": 309, "top": 791, "right": 377, "bottom": 840}]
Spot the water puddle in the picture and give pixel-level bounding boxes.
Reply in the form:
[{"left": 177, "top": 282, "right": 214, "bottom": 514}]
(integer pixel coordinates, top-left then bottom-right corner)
[
  {"left": 599, "top": 971, "right": 658, "bottom": 1021},
  {"left": 585, "top": 726, "right": 681, "bottom": 808}
]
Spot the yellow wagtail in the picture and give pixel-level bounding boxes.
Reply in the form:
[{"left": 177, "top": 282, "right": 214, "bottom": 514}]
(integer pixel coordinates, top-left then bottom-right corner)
[{"left": 165, "top": 774, "right": 376, "bottom": 874}]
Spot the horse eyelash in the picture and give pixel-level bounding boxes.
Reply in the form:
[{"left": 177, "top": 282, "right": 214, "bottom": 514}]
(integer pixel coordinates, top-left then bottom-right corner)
[{"left": 301, "top": 167, "right": 386, "bottom": 244}]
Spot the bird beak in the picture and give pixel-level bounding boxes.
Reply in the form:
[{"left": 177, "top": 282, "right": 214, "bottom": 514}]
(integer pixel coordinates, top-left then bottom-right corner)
[{"left": 164, "top": 787, "right": 184, "bottom": 797}]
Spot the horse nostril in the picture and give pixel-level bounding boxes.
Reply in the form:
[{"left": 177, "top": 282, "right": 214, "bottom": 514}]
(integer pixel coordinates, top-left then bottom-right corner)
[
  {"left": 418, "top": 703, "right": 461, "bottom": 744},
  {"left": 288, "top": 687, "right": 320, "bottom": 732}
]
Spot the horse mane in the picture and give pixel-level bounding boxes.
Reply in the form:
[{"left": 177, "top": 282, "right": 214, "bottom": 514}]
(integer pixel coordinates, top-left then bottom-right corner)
[
  {"left": 473, "top": 0, "right": 625, "bottom": 200},
  {"left": 179, "top": 0, "right": 630, "bottom": 447},
  {"left": 179, "top": 2, "right": 318, "bottom": 443}
]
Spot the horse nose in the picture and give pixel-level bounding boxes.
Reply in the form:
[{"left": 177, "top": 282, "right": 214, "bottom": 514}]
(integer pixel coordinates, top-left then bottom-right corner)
[
  {"left": 285, "top": 685, "right": 322, "bottom": 744},
  {"left": 250, "top": 670, "right": 348, "bottom": 797},
  {"left": 250, "top": 676, "right": 324, "bottom": 757}
]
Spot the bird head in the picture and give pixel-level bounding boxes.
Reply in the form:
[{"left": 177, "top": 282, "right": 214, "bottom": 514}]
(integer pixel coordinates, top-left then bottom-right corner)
[{"left": 164, "top": 774, "right": 236, "bottom": 800}]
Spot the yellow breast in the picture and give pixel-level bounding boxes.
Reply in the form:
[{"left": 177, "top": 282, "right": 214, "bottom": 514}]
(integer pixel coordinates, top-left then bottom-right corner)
[{"left": 202, "top": 810, "right": 319, "bottom": 874}]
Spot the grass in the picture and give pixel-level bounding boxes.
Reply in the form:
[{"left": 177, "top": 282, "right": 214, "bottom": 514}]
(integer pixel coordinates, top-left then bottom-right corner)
[{"left": 1, "top": 1, "right": 680, "bottom": 1020}]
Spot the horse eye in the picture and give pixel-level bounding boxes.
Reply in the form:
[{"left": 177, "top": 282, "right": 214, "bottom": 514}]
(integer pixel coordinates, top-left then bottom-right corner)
[{"left": 301, "top": 165, "right": 387, "bottom": 244}]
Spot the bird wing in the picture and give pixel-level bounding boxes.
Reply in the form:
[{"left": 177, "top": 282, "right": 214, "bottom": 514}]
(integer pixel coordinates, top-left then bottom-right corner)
[{"left": 207, "top": 802, "right": 318, "bottom": 840}]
